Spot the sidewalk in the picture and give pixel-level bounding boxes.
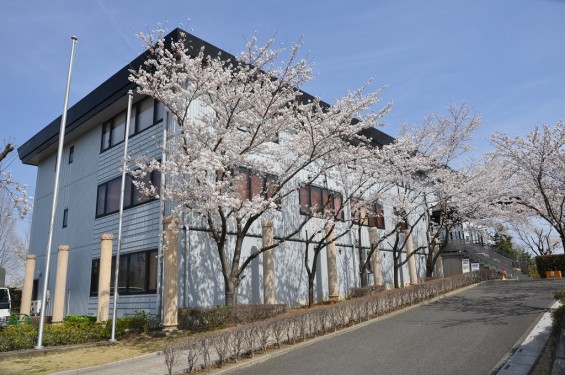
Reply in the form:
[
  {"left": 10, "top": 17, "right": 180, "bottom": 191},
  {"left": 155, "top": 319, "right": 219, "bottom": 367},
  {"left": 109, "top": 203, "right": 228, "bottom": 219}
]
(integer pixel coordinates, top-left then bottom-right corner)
[{"left": 496, "top": 300, "right": 560, "bottom": 375}]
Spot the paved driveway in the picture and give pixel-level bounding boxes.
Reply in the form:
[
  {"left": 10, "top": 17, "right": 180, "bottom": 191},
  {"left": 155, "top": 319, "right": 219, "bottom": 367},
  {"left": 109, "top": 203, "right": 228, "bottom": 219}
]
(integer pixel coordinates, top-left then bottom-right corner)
[{"left": 226, "top": 279, "right": 561, "bottom": 375}]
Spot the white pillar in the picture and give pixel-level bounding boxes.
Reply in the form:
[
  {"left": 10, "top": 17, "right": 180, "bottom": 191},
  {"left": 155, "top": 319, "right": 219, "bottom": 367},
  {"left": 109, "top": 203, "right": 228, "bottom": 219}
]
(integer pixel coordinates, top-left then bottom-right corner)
[
  {"left": 162, "top": 216, "right": 179, "bottom": 332},
  {"left": 52, "top": 245, "right": 70, "bottom": 323},
  {"left": 262, "top": 221, "right": 276, "bottom": 304},
  {"left": 325, "top": 224, "right": 339, "bottom": 301},
  {"left": 369, "top": 227, "right": 383, "bottom": 286},
  {"left": 97, "top": 234, "right": 113, "bottom": 323},
  {"left": 405, "top": 230, "right": 418, "bottom": 285},
  {"left": 20, "top": 254, "right": 37, "bottom": 316}
]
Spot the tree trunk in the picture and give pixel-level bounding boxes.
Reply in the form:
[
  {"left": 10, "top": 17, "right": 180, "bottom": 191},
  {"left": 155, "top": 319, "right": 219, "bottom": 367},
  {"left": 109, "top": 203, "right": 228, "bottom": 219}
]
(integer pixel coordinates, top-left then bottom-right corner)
[
  {"left": 308, "top": 273, "right": 315, "bottom": 308},
  {"left": 358, "top": 226, "right": 368, "bottom": 287},
  {"left": 224, "top": 278, "right": 239, "bottom": 306},
  {"left": 425, "top": 255, "right": 435, "bottom": 278},
  {"left": 393, "top": 253, "right": 400, "bottom": 289}
]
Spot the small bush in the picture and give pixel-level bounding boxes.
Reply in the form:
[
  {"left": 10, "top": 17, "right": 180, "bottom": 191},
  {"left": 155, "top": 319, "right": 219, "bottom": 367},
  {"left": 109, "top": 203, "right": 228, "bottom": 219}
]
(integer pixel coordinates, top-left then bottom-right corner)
[
  {"left": 536, "top": 255, "right": 565, "bottom": 278},
  {"left": 554, "top": 290, "right": 565, "bottom": 303},
  {"left": 64, "top": 315, "right": 97, "bottom": 324},
  {"left": 552, "top": 305, "right": 565, "bottom": 330},
  {"left": 0, "top": 324, "right": 37, "bottom": 351},
  {"left": 349, "top": 285, "right": 387, "bottom": 298}
]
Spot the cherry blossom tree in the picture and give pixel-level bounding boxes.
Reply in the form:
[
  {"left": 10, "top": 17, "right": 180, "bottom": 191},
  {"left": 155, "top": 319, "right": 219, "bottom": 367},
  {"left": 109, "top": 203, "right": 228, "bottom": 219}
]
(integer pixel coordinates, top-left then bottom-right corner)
[
  {"left": 491, "top": 122, "right": 565, "bottom": 252},
  {"left": 0, "top": 142, "right": 31, "bottom": 286},
  {"left": 0, "top": 142, "right": 32, "bottom": 218},
  {"left": 361, "top": 103, "right": 492, "bottom": 280},
  {"left": 130, "top": 29, "right": 390, "bottom": 305}
]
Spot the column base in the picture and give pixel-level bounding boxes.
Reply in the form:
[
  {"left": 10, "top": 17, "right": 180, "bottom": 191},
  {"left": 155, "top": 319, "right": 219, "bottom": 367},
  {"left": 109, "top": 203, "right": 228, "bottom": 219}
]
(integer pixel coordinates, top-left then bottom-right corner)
[{"left": 162, "top": 324, "right": 178, "bottom": 333}]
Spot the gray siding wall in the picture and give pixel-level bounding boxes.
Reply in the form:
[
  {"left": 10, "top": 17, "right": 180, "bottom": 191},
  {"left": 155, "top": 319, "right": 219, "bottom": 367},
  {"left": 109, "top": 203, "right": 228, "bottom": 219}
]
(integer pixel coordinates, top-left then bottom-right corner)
[{"left": 28, "top": 99, "right": 164, "bottom": 317}]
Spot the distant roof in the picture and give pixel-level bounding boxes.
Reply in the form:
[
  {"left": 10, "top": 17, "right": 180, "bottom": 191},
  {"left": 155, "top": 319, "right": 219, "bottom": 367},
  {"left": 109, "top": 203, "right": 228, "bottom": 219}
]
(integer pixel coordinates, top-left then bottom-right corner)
[{"left": 18, "top": 28, "right": 394, "bottom": 165}]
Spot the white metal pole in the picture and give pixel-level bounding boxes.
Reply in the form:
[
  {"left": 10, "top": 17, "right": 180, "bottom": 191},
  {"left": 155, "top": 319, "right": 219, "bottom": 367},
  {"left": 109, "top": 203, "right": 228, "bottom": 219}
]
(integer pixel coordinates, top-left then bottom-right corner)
[
  {"left": 155, "top": 110, "right": 168, "bottom": 325},
  {"left": 110, "top": 90, "right": 134, "bottom": 342},
  {"left": 35, "top": 36, "right": 77, "bottom": 350}
]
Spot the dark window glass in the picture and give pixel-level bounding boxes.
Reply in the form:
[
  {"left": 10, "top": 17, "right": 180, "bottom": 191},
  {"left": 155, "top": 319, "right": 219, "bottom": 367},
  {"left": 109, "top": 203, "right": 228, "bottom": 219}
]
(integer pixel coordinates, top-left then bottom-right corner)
[
  {"left": 90, "top": 260, "right": 99, "bottom": 295},
  {"left": 62, "top": 208, "right": 68, "bottom": 228},
  {"left": 299, "top": 185, "right": 343, "bottom": 220},
  {"left": 299, "top": 186, "right": 310, "bottom": 214},
  {"left": 137, "top": 98, "right": 154, "bottom": 132},
  {"left": 101, "top": 122, "right": 111, "bottom": 151},
  {"left": 96, "top": 171, "right": 161, "bottom": 218},
  {"left": 133, "top": 173, "right": 151, "bottom": 204},
  {"left": 101, "top": 97, "right": 164, "bottom": 153},
  {"left": 310, "top": 186, "right": 322, "bottom": 214},
  {"left": 90, "top": 250, "right": 157, "bottom": 296},
  {"left": 96, "top": 185, "right": 107, "bottom": 217},
  {"left": 376, "top": 204, "right": 385, "bottom": 229},
  {"left": 112, "top": 112, "right": 126, "bottom": 145},
  {"left": 129, "top": 106, "right": 137, "bottom": 136},
  {"left": 250, "top": 174, "right": 263, "bottom": 198},
  {"left": 129, "top": 252, "right": 147, "bottom": 293},
  {"left": 68, "top": 145, "right": 74, "bottom": 164},
  {"left": 106, "top": 178, "right": 121, "bottom": 214},
  {"left": 155, "top": 101, "right": 165, "bottom": 123}
]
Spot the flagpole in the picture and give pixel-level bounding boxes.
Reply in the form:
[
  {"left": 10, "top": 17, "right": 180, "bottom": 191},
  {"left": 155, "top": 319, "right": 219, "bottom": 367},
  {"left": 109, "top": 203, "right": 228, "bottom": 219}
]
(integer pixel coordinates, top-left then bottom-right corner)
[
  {"left": 110, "top": 89, "right": 134, "bottom": 342},
  {"left": 36, "top": 36, "right": 78, "bottom": 350}
]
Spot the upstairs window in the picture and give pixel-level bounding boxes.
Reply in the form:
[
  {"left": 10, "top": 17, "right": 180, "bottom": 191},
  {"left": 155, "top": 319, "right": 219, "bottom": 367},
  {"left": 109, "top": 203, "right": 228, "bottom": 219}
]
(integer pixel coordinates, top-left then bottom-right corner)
[
  {"left": 299, "top": 184, "right": 344, "bottom": 221},
  {"left": 394, "top": 207, "right": 408, "bottom": 231},
  {"left": 96, "top": 170, "right": 161, "bottom": 217},
  {"left": 101, "top": 97, "right": 164, "bottom": 152},
  {"left": 233, "top": 167, "right": 279, "bottom": 204}
]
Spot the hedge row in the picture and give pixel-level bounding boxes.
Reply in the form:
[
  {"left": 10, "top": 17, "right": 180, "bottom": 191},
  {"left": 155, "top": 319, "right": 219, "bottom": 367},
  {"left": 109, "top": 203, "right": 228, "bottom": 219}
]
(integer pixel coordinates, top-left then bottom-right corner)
[{"left": 536, "top": 254, "right": 565, "bottom": 278}]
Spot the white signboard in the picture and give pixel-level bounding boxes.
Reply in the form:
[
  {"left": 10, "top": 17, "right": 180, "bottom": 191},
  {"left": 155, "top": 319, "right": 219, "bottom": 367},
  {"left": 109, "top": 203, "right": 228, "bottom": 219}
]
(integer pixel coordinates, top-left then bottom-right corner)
[
  {"left": 471, "top": 263, "right": 480, "bottom": 272},
  {"left": 462, "top": 258, "right": 471, "bottom": 274}
]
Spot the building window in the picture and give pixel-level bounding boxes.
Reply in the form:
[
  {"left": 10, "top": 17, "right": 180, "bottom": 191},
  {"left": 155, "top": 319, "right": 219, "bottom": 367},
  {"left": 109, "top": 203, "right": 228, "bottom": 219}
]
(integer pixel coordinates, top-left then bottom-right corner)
[
  {"left": 352, "top": 200, "right": 385, "bottom": 229},
  {"left": 90, "top": 249, "right": 157, "bottom": 296},
  {"left": 62, "top": 208, "right": 69, "bottom": 228},
  {"left": 100, "top": 97, "right": 164, "bottom": 152},
  {"left": 68, "top": 145, "right": 74, "bottom": 164},
  {"left": 232, "top": 167, "right": 279, "bottom": 203},
  {"left": 394, "top": 207, "right": 408, "bottom": 231},
  {"left": 95, "top": 171, "right": 161, "bottom": 217},
  {"left": 299, "top": 184, "right": 344, "bottom": 220}
]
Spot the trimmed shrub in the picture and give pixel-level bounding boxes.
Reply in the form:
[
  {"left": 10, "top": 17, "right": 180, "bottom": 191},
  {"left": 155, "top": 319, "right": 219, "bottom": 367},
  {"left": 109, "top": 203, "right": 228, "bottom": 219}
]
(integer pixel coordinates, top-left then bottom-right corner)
[
  {"left": 349, "top": 285, "right": 387, "bottom": 298},
  {"left": 535, "top": 254, "right": 565, "bottom": 278},
  {"left": 178, "top": 304, "right": 287, "bottom": 332}
]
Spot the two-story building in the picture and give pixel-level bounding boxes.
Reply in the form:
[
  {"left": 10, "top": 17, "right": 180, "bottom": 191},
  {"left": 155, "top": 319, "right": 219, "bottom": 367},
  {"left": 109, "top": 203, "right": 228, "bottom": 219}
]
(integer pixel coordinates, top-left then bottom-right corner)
[{"left": 18, "top": 28, "right": 429, "bottom": 320}]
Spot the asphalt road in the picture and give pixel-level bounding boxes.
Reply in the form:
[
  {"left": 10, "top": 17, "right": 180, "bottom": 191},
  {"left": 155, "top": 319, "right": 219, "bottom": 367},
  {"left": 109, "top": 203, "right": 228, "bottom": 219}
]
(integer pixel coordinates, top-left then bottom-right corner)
[{"left": 226, "top": 279, "right": 561, "bottom": 375}]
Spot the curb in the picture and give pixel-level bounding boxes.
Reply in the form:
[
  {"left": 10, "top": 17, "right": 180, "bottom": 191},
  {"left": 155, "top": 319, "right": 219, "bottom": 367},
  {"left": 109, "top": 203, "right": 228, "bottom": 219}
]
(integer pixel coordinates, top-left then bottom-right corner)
[{"left": 495, "top": 300, "right": 560, "bottom": 375}]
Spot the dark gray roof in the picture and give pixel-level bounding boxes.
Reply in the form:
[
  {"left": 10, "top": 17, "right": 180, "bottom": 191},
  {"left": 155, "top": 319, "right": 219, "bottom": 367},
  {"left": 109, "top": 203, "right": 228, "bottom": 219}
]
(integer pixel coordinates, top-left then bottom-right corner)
[{"left": 18, "top": 28, "right": 394, "bottom": 165}]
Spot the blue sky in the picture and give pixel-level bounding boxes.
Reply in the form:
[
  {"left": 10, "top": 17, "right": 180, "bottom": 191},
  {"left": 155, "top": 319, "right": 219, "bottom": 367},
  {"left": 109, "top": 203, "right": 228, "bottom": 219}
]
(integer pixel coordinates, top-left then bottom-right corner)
[{"left": 2, "top": 0, "right": 564, "bottom": 229}]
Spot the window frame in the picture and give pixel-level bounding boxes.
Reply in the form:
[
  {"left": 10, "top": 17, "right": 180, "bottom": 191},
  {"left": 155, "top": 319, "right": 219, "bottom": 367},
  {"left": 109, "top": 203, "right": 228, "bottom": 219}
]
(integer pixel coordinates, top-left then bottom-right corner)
[
  {"left": 100, "top": 97, "right": 164, "bottom": 153},
  {"left": 352, "top": 200, "right": 386, "bottom": 229},
  {"left": 90, "top": 249, "right": 157, "bottom": 296},
  {"left": 231, "top": 167, "right": 280, "bottom": 205},
  {"left": 68, "top": 145, "right": 74, "bottom": 164},
  {"left": 62, "top": 208, "right": 69, "bottom": 228},
  {"left": 299, "top": 184, "right": 344, "bottom": 221},
  {"left": 95, "top": 170, "right": 161, "bottom": 218}
]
